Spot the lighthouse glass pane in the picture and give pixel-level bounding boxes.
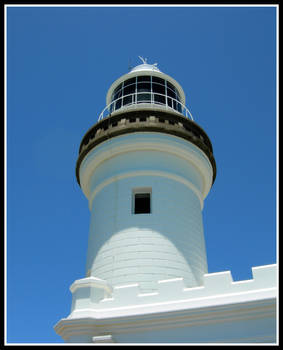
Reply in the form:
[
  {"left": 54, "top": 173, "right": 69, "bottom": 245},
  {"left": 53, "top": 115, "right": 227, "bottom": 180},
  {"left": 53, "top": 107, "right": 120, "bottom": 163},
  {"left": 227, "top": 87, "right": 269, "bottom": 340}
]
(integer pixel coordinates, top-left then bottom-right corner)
[
  {"left": 123, "top": 95, "right": 132, "bottom": 106},
  {"left": 124, "top": 77, "right": 136, "bottom": 87},
  {"left": 113, "top": 84, "right": 122, "bottom": 100},
  {"left": 137, "top": 82, "right": 151, "bottom": 92},
  {"left": 154, "top": 94, "right": 165, "bottom": 104},
  {"left": 152, "top": 83, "right": 165, "bottom": 95},
  {"left": 115, "top": 98, "right": 122, "bottom": 109},
  {"left": 124, "top": 84, "right": 135, "bottom": 96},
  {"left": 137, "top": 75, "right": 151, "bottom": 82},
  {"left": 167, "top": 86, "right": 176, "bottom": 98},
  {"left": 109, "top": 76, "right": 182, "bottom": 115},
  {"left": 137, "top": 93, "right": 151, "bottom": 102},
  {"left": 167, "top": 81, "right": 175, "bottom": 92},
  {"left": 114, "top": 89, "right": 122, "bottom": 101},
  {"left": 114, "top": 83, "right": 122, "bottom": 95},
  {"left": 152, "top": 76, "right": 164, "bottom": 84}
]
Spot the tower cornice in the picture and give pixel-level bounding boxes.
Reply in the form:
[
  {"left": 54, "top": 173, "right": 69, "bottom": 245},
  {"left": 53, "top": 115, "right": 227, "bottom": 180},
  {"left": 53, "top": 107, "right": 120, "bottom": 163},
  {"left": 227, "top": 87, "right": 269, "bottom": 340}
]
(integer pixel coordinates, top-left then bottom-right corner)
[{"left": 76, "top": 110, "right": 216, "bottom": 188}]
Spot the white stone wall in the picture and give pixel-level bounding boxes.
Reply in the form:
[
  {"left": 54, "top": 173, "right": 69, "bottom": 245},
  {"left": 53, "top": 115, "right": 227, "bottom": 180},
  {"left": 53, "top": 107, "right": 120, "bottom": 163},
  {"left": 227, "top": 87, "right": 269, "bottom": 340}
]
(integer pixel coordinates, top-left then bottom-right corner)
[
  {"left": 88, "top": 177, "right": 206, "bottom": 292},
  {"left": 68, "top": 264, "right": 277, "bottom": 316},
  {"left": 80, "top": 133, "right": 213, "bottom": 292},
  {"left": 55, "top": 264, "right": 277, "bottom": 343}
]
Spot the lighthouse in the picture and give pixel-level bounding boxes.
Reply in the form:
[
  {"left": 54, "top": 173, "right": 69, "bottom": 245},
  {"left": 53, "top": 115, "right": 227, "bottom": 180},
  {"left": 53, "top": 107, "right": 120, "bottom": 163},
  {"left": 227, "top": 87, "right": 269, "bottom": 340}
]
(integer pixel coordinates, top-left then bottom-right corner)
[
  {"left": 54, "top": 58, "right": 276, "bottom": 344},
  {"left": 77, "top": 57, "right": 216, "bottom": 293}
]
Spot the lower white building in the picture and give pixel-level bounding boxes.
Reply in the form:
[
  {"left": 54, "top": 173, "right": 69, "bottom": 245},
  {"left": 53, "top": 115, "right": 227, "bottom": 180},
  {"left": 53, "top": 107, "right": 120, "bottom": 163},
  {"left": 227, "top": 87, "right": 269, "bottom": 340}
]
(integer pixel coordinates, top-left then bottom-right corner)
[{"left": 54, "top": 264, "right": 277, "bottom": 343}]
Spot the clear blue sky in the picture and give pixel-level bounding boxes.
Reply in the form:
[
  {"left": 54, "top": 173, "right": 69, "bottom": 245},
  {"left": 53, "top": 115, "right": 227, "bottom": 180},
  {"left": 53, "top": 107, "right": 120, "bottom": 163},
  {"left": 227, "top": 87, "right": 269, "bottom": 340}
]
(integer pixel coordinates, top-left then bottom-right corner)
[{"left": 6, "top": 5, "right": 277, "bottom": 344}]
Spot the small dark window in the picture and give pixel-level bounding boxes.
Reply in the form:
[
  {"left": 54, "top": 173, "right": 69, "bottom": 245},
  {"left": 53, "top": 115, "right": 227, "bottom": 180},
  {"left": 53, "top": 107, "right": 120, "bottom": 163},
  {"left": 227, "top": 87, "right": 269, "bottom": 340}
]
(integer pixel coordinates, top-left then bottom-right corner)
[{"left": 134, "top": 193, "right": 151, "bottom": 214}]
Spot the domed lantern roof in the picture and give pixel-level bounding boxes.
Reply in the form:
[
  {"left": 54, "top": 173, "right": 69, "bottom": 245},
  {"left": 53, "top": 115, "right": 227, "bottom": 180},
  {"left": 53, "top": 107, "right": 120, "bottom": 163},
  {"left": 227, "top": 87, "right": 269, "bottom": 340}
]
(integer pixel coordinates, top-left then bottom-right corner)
[{"left": 129, "top": 56, "right": 161, "bottom": 73}]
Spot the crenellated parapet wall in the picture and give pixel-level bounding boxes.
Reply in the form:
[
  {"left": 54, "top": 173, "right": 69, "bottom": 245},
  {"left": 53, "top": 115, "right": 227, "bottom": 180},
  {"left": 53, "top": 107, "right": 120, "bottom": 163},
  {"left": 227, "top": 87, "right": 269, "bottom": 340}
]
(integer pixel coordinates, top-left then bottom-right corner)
[{"left": 66, "top": 264, "right": 277, "bottom": 320}]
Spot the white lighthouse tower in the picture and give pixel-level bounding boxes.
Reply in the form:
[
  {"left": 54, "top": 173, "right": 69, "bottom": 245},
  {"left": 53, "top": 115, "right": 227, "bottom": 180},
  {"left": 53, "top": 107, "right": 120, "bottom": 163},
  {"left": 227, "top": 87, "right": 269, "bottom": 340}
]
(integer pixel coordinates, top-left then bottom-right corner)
[
  {"left": 54, "top": 59, "right": 276, "bottom": 344},
  {"left": 79, "top": 58, "right": 216, "bottom": 293}
]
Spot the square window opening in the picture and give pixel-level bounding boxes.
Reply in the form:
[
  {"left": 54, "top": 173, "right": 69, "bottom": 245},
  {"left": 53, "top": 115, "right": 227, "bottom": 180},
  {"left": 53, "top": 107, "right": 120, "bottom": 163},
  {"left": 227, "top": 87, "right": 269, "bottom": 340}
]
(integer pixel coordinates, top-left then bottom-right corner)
[{"left": 133, "top": 190, "right": 151, "bottom": 214}]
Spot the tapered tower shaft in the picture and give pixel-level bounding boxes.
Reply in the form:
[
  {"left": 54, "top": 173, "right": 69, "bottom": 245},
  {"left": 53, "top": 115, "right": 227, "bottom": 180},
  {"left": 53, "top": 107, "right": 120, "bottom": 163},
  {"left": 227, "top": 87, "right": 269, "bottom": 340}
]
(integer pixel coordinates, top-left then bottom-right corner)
[{"left": 76, "top": 61, "right": 216, "bottom": 292}]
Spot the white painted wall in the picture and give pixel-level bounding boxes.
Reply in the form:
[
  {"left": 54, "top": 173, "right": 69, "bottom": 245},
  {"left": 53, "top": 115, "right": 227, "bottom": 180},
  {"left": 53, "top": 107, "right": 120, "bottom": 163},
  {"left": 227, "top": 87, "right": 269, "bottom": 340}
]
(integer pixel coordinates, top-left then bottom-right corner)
[
  {"left": 55, "top": 264, "right": 277, "bottom": 343},
  {"left": 80, "top": 132, "right": 213, "bottom": 292}
]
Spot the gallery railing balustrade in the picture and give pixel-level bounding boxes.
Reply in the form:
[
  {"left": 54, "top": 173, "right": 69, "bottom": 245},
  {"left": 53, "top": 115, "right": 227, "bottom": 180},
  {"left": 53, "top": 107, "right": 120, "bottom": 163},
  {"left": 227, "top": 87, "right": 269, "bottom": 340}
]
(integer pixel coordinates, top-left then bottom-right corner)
[{"left": 98, "top": 92, "right": 194, "bottom": 121}]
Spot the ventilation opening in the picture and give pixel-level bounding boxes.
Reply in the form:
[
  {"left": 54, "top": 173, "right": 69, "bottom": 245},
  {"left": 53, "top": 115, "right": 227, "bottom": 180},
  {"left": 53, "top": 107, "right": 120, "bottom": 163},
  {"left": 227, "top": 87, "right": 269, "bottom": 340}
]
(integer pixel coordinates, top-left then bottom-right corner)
[{"left": 133, "top": 190, "right": 151, "bottom": 214}]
